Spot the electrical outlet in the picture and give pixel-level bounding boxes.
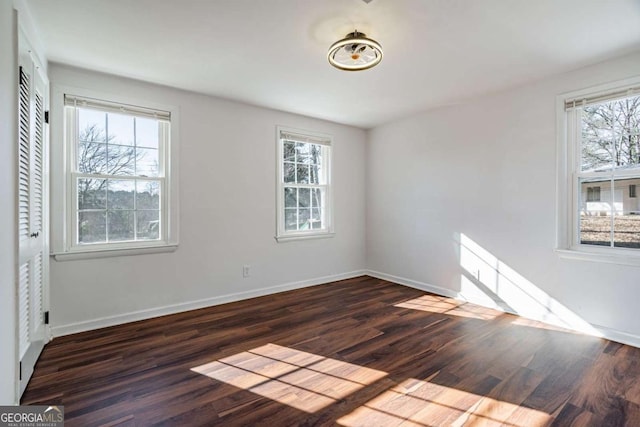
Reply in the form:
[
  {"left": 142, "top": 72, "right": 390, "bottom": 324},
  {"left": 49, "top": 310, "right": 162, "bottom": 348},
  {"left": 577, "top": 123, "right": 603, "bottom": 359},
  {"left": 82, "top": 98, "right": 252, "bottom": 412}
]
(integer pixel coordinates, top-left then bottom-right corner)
[{"left": 243, "top": 265, "right": 250, "bottom": 278}]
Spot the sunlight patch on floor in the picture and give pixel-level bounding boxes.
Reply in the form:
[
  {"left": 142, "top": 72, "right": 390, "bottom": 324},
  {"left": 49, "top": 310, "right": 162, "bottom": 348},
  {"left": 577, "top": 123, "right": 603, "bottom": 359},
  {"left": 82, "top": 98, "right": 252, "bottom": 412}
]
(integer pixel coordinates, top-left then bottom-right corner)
[
  {"left": 191, "top": 343, "right": 387, "bottom": 413},
  {"left": 338, "top": 378, "right": 551, "bottom": 427},
  {"left": 395, "top": 295, "right": 501, "bottom": 320}
]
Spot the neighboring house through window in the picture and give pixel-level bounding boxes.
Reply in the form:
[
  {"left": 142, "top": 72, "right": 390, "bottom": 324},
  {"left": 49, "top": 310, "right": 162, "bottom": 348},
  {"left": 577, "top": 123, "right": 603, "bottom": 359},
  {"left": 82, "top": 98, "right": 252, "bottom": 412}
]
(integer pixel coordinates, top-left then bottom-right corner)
[
  {"left": 586, "top": 186, "right": 600, "bottom": 202},
  {"left": 276, "top": 127, "right": 333, "bottom": 242},
  {"left": 561, "top": 81, "right": 640, "bottom": 252}
]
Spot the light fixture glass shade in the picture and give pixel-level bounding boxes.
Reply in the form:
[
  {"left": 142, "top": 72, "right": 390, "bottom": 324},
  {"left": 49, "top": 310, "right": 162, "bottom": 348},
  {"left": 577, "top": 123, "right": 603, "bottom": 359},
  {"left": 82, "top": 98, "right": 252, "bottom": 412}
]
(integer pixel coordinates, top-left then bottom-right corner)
[{"left": 327, "top": 31, "right": 383, "bottom": 71}]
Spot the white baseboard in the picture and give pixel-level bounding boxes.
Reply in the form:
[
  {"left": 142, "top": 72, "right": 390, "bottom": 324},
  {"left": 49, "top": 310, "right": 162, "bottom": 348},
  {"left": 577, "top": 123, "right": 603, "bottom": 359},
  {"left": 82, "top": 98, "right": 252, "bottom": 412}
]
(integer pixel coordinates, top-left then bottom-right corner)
[
  {"left": 51, "top": 270, "right": 367, "bottom": 337},
  {"left": 367, "top": 270, "right": 466, "bottom": 301},
  {"left": 366, "top": 269, "right": 640, "bottom": 349},
  {"left": 591, "top": 324, "right": 640, "bottom": 349}
]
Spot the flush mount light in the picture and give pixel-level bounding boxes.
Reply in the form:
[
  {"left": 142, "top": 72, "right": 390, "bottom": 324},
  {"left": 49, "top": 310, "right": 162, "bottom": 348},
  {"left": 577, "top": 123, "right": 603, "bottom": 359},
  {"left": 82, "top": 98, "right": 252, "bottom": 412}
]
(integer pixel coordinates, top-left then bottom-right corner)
[{"left": 327, "top": 30, "right": 383, "bottom": 71}]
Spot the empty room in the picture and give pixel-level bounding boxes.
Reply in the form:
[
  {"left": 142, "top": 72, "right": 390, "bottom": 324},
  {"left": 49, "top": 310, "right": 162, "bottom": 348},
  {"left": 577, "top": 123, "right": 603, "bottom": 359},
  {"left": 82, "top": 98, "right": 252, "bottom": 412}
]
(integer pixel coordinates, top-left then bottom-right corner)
[{"left": 2, "top": 0, "right": 640, "bottom": 425}]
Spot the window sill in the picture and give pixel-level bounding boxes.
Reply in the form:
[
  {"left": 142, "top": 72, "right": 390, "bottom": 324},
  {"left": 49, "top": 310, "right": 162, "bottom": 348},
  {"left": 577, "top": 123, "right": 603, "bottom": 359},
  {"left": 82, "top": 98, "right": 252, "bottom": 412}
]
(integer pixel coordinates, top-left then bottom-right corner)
[
  {"left": 275, "top": 232, "right": 335, "bottom": 243},
  {"left": 52, "top": 244, "right": 178, "bottom": 261},
  {"left": 556, "top": 247, "right": 640, "bottom": 267}
]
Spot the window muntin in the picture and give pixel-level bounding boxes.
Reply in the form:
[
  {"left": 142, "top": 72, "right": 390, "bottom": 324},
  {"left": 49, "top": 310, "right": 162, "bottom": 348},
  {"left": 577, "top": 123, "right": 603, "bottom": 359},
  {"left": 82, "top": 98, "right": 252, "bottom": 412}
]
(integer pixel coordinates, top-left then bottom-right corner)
[
  {"left": 65, "top": 96, "right": 170, "bottom": 248},
  {"left": 277, "top": 128, "right": 332, "bottom": 240},
  {"left": 571, "top": 92, "right": 640, "bottom": 249}
]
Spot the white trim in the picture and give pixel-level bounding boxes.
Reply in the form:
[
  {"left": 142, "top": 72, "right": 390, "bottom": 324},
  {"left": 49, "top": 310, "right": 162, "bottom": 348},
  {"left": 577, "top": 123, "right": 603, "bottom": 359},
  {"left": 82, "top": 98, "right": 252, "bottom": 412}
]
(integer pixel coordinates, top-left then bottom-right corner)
[
  {"left": 366, "top": 270, "right": 640, "bottom": 348},
  {"left": 556, "top": 248, "right": 640, "bottom": 267},
  {"left": 50, "top": 270, "right": 366, "bottom": 337},
  {"left": 560, "top": 76, "right": 640, "bottom": 109},
  {"left": 592, "top": 323, "right": 640, "bottom": 349},
  {"left": 367, "top": 270, "right": 469, "bottom": 302},
  {"left": 52, "top": 244, "right": 178, "bottom": 261},
  {"left": 64, "top": 94, "right": 171, "bottom": 121},
  {"left": 275, "top": 232, "right": 335, "bottom": 243}
]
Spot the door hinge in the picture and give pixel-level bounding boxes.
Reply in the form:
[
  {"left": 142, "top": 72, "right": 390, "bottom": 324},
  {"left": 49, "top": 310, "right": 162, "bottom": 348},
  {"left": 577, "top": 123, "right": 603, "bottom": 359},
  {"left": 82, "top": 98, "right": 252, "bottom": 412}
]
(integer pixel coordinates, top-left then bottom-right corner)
[
  {"left": 44, "top": 111, "right": 49, "bottom": 124},
  {"left": 44, "top": 311, "right": 49, "bottom": 325},
  {"left": 19, "top": 362, "right": 22, "bottom": 381}
]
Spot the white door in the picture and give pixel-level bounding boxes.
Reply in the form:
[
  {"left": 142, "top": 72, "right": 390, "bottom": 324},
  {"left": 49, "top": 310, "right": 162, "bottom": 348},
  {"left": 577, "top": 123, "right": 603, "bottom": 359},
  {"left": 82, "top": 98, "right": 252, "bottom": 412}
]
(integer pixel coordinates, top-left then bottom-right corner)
[{"left": 17, "top": 39, "right": 49, "bottom": 397}]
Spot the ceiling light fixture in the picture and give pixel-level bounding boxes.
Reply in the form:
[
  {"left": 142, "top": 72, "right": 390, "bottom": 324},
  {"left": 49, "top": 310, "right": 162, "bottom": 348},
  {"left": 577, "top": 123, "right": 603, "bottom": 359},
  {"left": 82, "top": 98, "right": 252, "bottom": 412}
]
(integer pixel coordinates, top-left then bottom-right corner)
[{"left": 327, "top": 30, "right": 383, "bottom": 71}]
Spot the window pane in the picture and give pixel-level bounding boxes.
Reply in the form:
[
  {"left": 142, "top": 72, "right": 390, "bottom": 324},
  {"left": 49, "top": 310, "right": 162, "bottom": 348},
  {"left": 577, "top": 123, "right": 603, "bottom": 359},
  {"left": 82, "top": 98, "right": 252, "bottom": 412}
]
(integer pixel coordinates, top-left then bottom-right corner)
[
  {"left": 298, "top": 208, "right": 311, "bottom": 230},
  {"left": 311, "top": 188, "right": 321, "bottom": 208},
  {"left": 311, "top": 208, "right": 322, "bottom": 229},
  {"left": 614, "top": 215, "right": 640, "bottom": 248},
  {"left": 285, "top": 208, "right": 297, "bottom": 231},
  {"left": 284, "top": 187, "right": 297, "bottom": 208},
  {"left": 309, "top": 144, "right": 322, "bottom": 165},
  {"left": 615, "top": 96, "right": 640, "bottom": 168},
  {"left": 78, "top": 178, "right": 106, "bottom": 210},
  {"left": 136, "top": 147, "right": 160, "bottom": 177},
  {"left": 283, "top": 141, "right": 295, "bottom": 162},
  {"left": 78, "top": 211, "right": 106, "bottom": 244},
  {"left": 78, "top": 108, "right": 106, "bottom": 143},
  {"left": 579, "top": 178, "right": 612, "bottom": 246},
  {"left": 135, "top": 117, "right": 159, "bottom": 149},
  {"left": 296, "top": 164, "right": 310, "bottom": 184},
  {"left": 581, "top": 103, "right": 615, "bottom": 172},
  {"left": 108, "top": 180, "right": 135, "bottom": 210},
  {"left": 283, "top": 162, "right": 295, "bottom": 183},
  {"left": 78, "top": 142, "right": 108, "bottom": 174},
  {"left": 296, "top": 142, "right": 310, "bottom": 164},
  {"left": 614, "top": 177, "right": 640, "bottom": 248},
  {"left": 310, "top": 164, "right": 320, "bottom": 184},
  {"left": 107, "top": 112, "right": 134, "bottom": 146},
  {"left": 137, "top": 210, "right": 160, "bottom": 240},
  {"left": 136, "top": 180, "right": 160, "bottom": 210},
  {"left": 107, "top": 144, "right": 137, "bottom": 176},
  {"left": 582, "top": 95, "right": 640, "bottom": 172},
  {"left": 298, "top": 188, "right": 310, "bottom": 208},
  {"left": 108, "top": 210, "right": 134, "bottom": 241}
]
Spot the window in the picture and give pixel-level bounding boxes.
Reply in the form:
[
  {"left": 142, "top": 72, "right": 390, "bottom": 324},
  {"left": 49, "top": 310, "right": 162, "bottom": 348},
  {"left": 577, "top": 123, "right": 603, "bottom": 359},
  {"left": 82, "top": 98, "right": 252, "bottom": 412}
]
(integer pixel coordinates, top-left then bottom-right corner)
[
  {"left": 586, "top": 186, "right": 600, "bottom": 202},
  {"left": 562, "top": 82, "right": 640, "bottom": 252},
  {"left": 276, "top": 127, "right": 333, "bottom": 242},
  {"left": 56, "top": 94, "right": 178, "bottom": 257}
]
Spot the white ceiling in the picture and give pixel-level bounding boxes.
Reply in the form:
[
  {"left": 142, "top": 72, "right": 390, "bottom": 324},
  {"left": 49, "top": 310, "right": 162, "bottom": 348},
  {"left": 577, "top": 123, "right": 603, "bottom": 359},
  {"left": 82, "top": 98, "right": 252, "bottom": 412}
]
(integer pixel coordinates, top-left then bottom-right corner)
[{"left": 25, "top": 0, "right": 640, "bottom": 129}]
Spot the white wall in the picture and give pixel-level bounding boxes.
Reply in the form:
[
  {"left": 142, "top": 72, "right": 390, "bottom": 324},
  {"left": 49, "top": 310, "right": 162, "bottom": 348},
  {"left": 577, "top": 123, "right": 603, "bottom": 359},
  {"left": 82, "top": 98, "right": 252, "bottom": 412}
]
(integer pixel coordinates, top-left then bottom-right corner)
[
  {"left": 49, "top": 64, "right": 366, "bottom": 334},
  {"left": 0, "top": 1, "right": 18, "bottom": 405},
  {"left": 367, "top": 51, "right": 640, "bottom": 344}
]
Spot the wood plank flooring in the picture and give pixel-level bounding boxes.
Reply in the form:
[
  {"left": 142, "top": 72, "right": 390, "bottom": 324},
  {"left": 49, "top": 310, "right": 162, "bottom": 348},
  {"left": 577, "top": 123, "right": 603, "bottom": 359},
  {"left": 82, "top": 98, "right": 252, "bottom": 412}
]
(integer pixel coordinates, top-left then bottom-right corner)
[{"left": 22, "top": 276, "right": 640, "bottom": 426}]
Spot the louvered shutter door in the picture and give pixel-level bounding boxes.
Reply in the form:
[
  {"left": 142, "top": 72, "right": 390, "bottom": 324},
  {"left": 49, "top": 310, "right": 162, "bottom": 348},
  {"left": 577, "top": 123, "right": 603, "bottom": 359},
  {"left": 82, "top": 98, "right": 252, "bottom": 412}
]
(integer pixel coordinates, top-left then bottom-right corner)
[{"left": 17, "top": 52, "right": 49, "bottom": 398}]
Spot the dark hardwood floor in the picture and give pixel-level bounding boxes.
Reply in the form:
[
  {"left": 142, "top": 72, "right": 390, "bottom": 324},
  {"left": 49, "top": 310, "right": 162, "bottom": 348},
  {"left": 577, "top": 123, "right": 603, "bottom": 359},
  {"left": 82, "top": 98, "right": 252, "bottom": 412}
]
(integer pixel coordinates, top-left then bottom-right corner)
[{"left": 22, "top": 276, "right": 640, "bottom": 426}]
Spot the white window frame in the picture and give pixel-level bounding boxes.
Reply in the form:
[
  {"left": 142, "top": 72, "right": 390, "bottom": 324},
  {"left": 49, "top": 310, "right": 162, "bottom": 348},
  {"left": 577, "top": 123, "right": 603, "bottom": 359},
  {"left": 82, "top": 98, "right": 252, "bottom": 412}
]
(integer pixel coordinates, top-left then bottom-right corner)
[
  {"left": 556, "top": 76, "right": 640, "bottom": 266},
  {"left": 275, "top": 126, "right": 334, "bottom": 242},
  {"left": 51, "top": 86, "right": 179, "bottom": 260}
]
